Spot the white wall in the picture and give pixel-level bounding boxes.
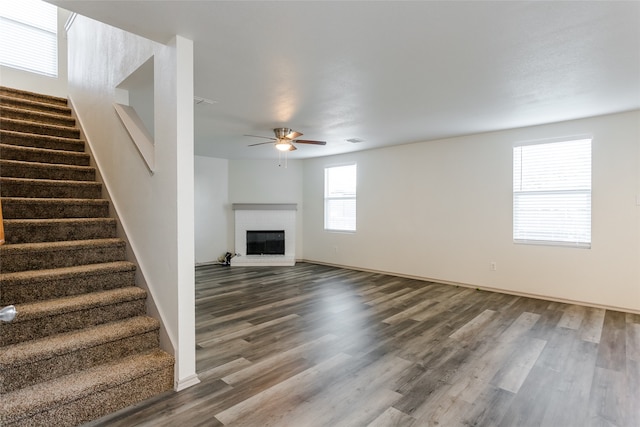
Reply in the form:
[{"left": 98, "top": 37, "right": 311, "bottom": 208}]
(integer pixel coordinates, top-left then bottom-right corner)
[
  {"left": 0, "top": 8, "right": 70, "bottom": 97},
  {"left": 228, "top": 159, "right": 304, "bottom": 259},
  {"left": 303, "top": 111, "right": 640, "bottom": 313},
  {"left": 66, "top": 15, "right": 197, "bottom": 390},
  {"left": 195, "top": 156, "right": 230, "bottom": 264}
]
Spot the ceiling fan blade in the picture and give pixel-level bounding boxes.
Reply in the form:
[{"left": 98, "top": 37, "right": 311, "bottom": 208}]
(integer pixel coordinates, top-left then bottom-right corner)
[
  {"left": 244, "top": 134, "right": 277, "bottom": 140},
  {"left": 248, "top": 141, "right": 275, "bottom": 147},
  {"left": 294, "top": 140, "right": 327, "bottom": 145},
  {"left": 286, "top": 131, "right": 303, "bottom": 140},
  {"left": 289, "top": 144, "right": 297, "bottom": 151}
]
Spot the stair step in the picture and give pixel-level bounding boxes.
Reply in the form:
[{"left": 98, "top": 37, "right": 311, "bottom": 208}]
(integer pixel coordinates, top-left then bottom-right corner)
[
  {"left": 0, "top": 159, "right": 95, "bottom": 181},
  {"left": 0, "top": 105, "right": 76, "bottom": 127},
  {"left": 0, "top": 349, "right": 174, "bottom": 427},
  {"left": 0, "top": 94, "right": 72, "bottom": 116},
  {"left": 1, "top": 117, "right": 80, "bottom": 139},
  {"left": 0, "top": 143, "right": 90, "bottom": 166},
  {"left": 0, "top": 261, "right": 136, "bottom": 305},
  {"left": 0, "top": 86, "right": 68, "bottom": 107},
  {"left": 0, "top": 130, "right": 85, "bottom": 152},
  {"left": 1, "top": 197, "right": 110, "bottom": 219},
  {"left": 3, "top": 217, "right": 117, "bottom": 244},
  {"left": 0, "top": 316, "right": 161, "bottom": 393},
  {"left": 0, "top": 286, "right": 147, "bottom": 345},
  {"left": 0, "top": 177, "right": 102, "bottom": 199},
  {"left": 0, "top": 238, "right": 126, "bottom": 273}
]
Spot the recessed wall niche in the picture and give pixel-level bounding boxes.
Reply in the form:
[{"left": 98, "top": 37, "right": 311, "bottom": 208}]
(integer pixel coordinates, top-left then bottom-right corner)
[{"left": 114, "top": 55, "right": 155, "bottom": 171}]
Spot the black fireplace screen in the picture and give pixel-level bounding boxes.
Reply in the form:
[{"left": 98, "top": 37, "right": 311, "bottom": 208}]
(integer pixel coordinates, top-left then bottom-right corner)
[{"left": 246, "top": 230, "right": 285, "bottom": 255}]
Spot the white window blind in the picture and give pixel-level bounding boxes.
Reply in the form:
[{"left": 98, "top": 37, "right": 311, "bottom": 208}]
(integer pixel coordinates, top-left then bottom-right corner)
[
  {"left": 0, "top": 0, "right": 58, "bottom": 77},
  {"left": 513, "top": 138, "right": 591, "bottom": 248},
  {"left": 325, "top": 164, "right": 357, "bottom": 231}
]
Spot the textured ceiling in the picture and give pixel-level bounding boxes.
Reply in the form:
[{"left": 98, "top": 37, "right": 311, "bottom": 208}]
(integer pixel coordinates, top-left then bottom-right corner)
[{"left": 50, "top": 1, "right": 640, "bottom": 159}]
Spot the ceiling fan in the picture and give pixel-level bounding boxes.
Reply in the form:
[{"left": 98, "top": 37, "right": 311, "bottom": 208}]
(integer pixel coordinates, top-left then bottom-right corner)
[{"left": 245, "top": 128, "right": 326, "bottom": 151}]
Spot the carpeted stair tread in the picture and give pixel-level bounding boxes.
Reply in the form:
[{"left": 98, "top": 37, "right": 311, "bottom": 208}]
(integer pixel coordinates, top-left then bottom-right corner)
[
  {"left": 0, "top": 105, "right": 76, "bottom": 127},
  {"left": 0, "top": 129, "right": 85, "bottom": 152},
  {"left": 1, "top": 117, "right": 80, "bottom": 139},
  {"left": 0, "top": 143, "right": 90, "bottom": 166},
  {"left": 0, "top": 260, "right": 135, "bottom": 283},
  {"left": 0, "top": 177, "right": 102, "bottom": 199},
  {"left": 0, "top": 316, "right": 159, "bottom": 366},
  {"left": 2, "top": 217, "right": 117, "bottom": 244},
  {"left": 9, "top": 286, "right": 145, "bottom": 322},
  {"left": 0, "top": 159, "right": 95, "bottom": 181},
  {"left": 0, "top": 261, "right": 137, "bottom": 304},
  {"left": 0, "top": 316, "right": 161, "bottom": 393},
  {"left": 0, "top": 86, "right": 68, "bottom": 106},
  {"left": 1, "top": 286, "right": 147, "bottom": 345},
  {"left": 0, "top": 349, "right": 174, "bottom": 426},
  {"left": 0, "top": 238, "right": 126, "bottom": 273},
  {"left": 0, "top": 94, "right": 72, "bottom": 116},
  {"left": 0, "top": 197, "right": 110, "bottom": 219}
]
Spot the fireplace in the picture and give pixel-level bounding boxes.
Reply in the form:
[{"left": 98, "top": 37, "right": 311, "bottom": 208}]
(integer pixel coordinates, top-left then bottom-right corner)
[
  {"left": 247, "top": 230, "right": 285, "bottom": 255},
  {"left": 232, "top": 203, "right": 296, "bottom": 266}
]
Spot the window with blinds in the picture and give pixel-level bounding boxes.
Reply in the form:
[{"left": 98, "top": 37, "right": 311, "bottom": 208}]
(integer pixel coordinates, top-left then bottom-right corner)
[
  {"left": 324, "top": 164, "right": 357, "bottom": 232},
  {"left": 513, "top": 138, "right": 592, "bottom": 248},
  {"left": 0, "top": 0, "right": 58, "bottom": 77}
]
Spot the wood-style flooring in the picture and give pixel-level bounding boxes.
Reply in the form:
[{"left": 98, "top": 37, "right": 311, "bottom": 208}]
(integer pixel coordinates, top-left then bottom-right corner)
[{"left": 85, "top": 262, "right": 640, "bottom": 427}]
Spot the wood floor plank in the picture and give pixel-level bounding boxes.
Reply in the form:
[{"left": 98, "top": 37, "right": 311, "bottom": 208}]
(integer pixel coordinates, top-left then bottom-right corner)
[
  {"left": 627, "top": 359, "right": 640, "bottom": 427},
  {"left": 540, "top": 339, "right": 598, "bottom": 427},
  {"left": 579, "top": 306, "right": 607, "bottom": 343},
  {"left": 367, "top": 407, "right": 416, "bottom": 427},
  {"left": 588, "top": 367, "right": 628, "bottom": 426},
  {"left": 626, "top": 322, "right": 640, "bottom": 361},
  {"left": 214, "top": 352, "right": 353, "bottom": 425},
  {"left": 497, "top": 364, "right": 557, "bottom": 427},
  {"left": 449, "top": 309, "right": 497, "bottom": 341},
  {"left": 596, "top": 310, "right": 627, "bottom": 371},
  {"left": 198, "top": 313, "right": 300, "bottom": 346},
  {"left": 274, "top": 354, "right": 412, "bottom": 427},
  {"left": 221, "top": 334, "right": 339, "bottom": 385},
  {"left": 558, "top": 303, "right": 586, "bottom": 329},
  {"left": 459, "top": 386, "right": 514, "bottom": 427},
  {"left": 492, "top": 337, "right": 547, "bottom": 393}
]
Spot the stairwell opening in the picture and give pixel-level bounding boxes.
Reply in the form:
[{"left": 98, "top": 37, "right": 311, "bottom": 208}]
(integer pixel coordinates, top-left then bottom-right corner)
[{"left": 114, "top": 55, "right": 155, "bottom": 172}]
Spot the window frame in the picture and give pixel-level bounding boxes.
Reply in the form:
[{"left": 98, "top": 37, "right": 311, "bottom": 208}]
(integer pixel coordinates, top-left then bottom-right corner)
[
  {"left": 324, "top": 163, "right": 357, "bottom": 232},
  {"left": 513, "top": 136, "right": 592, "bottom": 249}
]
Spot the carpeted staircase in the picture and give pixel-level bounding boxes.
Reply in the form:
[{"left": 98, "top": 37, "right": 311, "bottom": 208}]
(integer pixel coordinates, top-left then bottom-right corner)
[{"left": 0, "top": 86, "right": 175, "bottom": 426}]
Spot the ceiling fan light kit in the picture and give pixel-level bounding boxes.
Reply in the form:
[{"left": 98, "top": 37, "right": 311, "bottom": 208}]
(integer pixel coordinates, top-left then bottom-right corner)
[
  {"left": 275, "top": 140, "right": 293, "bottom": 151},
  {"left": 245, "top": 127, "right": 327, "bottom": 152}
]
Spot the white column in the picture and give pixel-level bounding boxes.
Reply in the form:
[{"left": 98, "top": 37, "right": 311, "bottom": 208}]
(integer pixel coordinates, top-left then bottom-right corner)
[{"left": 174, "top": 35, "right": 199, "bottom": 391}]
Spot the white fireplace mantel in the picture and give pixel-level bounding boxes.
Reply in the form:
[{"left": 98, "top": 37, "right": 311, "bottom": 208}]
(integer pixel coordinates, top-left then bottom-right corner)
[{"left": 232, "top": 204, "right": 297, "bottom": 266}]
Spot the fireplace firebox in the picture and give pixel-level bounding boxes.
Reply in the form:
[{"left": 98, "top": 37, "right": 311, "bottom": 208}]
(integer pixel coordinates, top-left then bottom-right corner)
[{"left": 246, "top": 230, "right": 285, "bottom": 255}]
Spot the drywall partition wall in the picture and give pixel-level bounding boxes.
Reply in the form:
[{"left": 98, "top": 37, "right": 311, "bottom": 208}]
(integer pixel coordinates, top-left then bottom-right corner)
[
  {"left": 66, "top": 15, "right": 198, "bottom": 390},
  {"left": 303, "top": 110, "right": 640, "bottom": 313},
  {"left": 195, "top": 156, "right": 230, "bottom": 264},
  {"left": 0, "top": 8, "right": 70, "bottom": 97},
  {"left": 229, "top": 159, "right": 304, "bottom": 260}
]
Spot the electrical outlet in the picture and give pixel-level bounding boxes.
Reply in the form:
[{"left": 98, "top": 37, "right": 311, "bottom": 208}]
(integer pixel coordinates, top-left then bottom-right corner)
[{"left": 490, "top": 262, "right": 497, "bottom": 271}]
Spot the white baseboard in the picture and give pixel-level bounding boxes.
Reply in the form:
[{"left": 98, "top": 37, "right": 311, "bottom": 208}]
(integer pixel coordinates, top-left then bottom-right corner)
[{"left": 175, "top": 374, "right": 200, "bottom": 392}]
